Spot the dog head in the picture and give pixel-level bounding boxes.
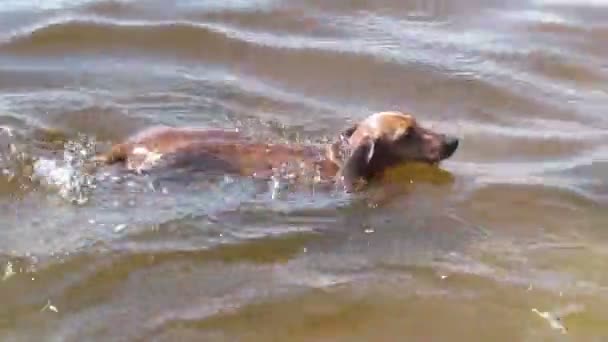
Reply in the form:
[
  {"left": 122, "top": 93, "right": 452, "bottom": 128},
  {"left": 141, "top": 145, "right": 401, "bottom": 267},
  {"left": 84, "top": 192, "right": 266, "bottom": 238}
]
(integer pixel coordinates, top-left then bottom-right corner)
[{"left": 338, "top": 111, "right": 459, "bottom": 192}]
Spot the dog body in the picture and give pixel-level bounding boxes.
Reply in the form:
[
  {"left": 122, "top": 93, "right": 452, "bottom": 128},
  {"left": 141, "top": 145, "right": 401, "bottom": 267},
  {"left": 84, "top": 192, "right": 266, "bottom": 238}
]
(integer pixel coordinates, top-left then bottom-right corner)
[
  {"left": 95, "top": 111, "right": 459, "bottom": 191},
  {"left": 96, "top": 126, "right": 340, "bottom": 181}
]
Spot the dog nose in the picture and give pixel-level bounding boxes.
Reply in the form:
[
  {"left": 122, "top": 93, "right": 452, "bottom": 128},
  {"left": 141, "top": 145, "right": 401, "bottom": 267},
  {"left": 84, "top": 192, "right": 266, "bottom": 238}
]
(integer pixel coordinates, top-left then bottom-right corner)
[{"left": 441, "top": 135, "right": 459, "bottom": 159}]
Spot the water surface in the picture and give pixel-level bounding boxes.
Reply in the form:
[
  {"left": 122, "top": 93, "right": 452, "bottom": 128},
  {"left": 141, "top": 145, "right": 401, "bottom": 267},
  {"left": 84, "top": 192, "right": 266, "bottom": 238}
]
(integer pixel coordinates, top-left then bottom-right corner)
[{"left": 1, "top": 0, "right": 607, "bottom": 341}]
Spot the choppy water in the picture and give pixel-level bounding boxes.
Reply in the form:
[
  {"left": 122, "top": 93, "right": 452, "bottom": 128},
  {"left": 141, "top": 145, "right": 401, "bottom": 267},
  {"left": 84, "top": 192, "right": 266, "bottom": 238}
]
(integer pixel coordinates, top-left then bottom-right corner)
[{"left": 0, "top": 0, "right": 607, "bottom": 340}]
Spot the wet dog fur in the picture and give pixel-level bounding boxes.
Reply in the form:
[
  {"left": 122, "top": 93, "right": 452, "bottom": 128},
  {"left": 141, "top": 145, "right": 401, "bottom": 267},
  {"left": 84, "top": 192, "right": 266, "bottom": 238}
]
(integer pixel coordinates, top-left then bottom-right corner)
[{"left": 94, "top": 111, "right": 459, "bottom": 192}]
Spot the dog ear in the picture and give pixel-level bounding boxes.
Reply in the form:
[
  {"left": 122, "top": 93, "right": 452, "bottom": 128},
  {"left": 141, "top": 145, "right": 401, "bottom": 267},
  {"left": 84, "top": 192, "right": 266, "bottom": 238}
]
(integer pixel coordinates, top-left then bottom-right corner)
[{"left": 340, "top": 137, "right": 375, "bottom": 192}]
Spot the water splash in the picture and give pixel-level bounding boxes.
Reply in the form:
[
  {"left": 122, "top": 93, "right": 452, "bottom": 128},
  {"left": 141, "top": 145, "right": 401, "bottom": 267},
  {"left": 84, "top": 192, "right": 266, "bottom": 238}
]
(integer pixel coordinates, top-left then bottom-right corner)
[
  {"left": 0, "top": 132, "right": 35, "bottom": 192},
  {"left": 32, "top": 133, "right": 97, "bottom": 205}
]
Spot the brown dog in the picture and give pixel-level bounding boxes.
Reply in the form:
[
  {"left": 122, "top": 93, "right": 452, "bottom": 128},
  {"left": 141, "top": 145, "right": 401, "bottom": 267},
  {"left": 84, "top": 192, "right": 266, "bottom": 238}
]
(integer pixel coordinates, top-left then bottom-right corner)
[{"left": 94, "top": 111, "right": 459, "bottom": 192}]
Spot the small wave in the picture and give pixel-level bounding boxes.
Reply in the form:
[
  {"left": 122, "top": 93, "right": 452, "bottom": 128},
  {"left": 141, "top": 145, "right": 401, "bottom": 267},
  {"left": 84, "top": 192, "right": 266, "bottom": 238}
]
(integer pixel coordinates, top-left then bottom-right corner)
[
  {"left": 0, "top": 0, "right": 98, "bottom": 12},
  {"left": 534, "top": 0, "right": 608, "bottom": 6},
  {"left": 0, "top": 15, "right": 349, "bottom": 56},
  {"left": 508, "top": 9, "right": 569, "bottom": 24},
  {"left": 0, "top": 14, "right": 461, "bottom": 76}
]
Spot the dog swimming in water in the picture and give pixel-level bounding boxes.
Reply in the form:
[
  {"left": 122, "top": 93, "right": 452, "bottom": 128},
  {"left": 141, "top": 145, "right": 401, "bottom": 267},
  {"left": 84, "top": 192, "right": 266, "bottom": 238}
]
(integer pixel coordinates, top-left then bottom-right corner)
[{"left": 93, "top": 111, "right": 459, "bottom": 192}]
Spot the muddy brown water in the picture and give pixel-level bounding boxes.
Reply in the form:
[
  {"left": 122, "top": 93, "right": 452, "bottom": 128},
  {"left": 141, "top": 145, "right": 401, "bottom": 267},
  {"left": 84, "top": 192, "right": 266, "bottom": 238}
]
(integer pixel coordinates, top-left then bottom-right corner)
[{"left": 0, "top": 0, "right": 607, "bottom": 341}]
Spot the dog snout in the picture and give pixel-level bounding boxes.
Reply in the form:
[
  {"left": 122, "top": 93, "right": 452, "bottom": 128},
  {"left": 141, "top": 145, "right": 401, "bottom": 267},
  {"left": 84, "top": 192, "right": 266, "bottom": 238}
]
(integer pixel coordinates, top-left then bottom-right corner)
[{"left": 441, "top": 135, "right": 459, "bottom": 159}]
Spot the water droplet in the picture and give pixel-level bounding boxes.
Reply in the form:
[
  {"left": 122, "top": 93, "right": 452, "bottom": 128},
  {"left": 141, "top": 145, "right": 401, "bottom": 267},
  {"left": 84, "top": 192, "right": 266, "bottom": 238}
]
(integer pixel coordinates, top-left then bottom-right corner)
[
  {"left": 532, "top": 308, "right": 567, "bottom": 334},
  {"left": 40, "top": 300, "right": 59, "bottom": 313},
  {"left": 114, "top": 224, "right": 128, "bottom": 233}
]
